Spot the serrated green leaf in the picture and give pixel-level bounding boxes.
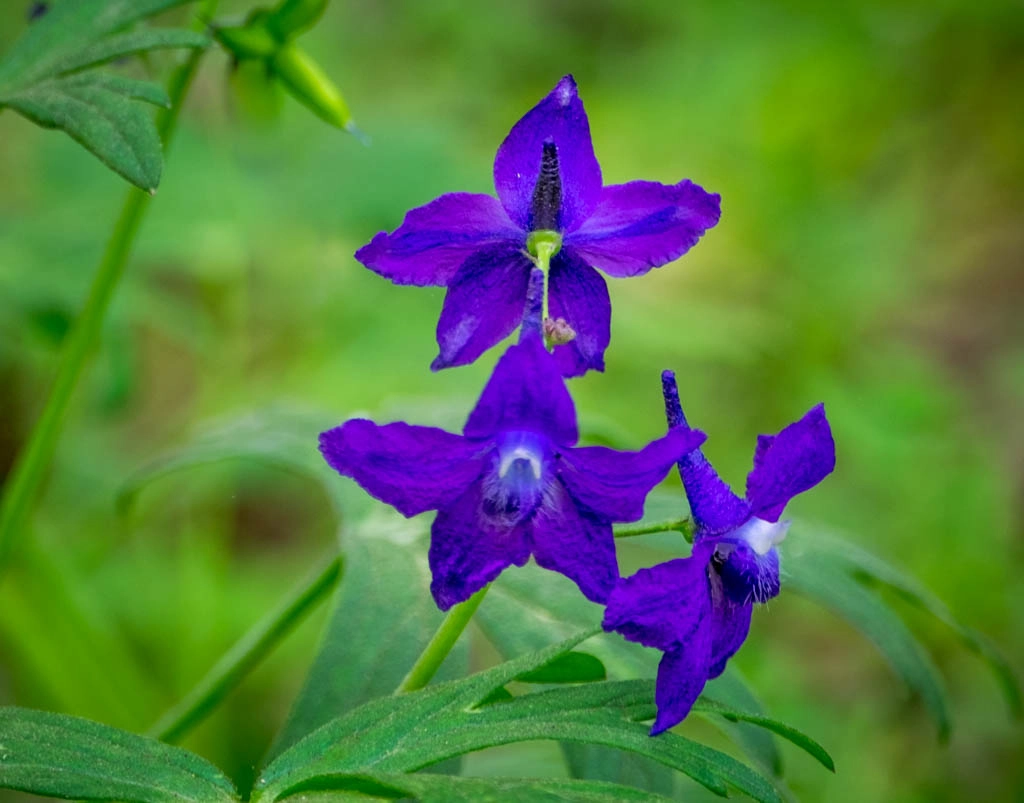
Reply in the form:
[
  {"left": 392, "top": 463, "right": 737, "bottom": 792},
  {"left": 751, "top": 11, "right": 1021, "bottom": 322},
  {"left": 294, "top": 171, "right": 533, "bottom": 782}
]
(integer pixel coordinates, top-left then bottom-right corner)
[
  {"left": 784, "top": 547, "right": 953, "bottom": 740},
  {"left": 811, "top": 531, "right": 1022, "bottom": 717},
  {"left": 4, "top": 73, "right": 164, "bottom": 190},
  {"left": 0, "top": 0, "right": 208, "bottom": 189},
  {"left": 268, "top": 512, "right": 465, "bottom": 758},
  {"left": 256, "top": 633, "right": 781, "bottom": 803},
  {"left": 517, "top": 651, "right": 607, "bottom": 684},
  {"left": 0, "top": 707, "right": 238, "bottom": 803},
  {"left": 276, "top": 772, "right": 675, "bottom": 802},
  {"left": 48, "top": 29, "right": 210, "bottom": 76}
]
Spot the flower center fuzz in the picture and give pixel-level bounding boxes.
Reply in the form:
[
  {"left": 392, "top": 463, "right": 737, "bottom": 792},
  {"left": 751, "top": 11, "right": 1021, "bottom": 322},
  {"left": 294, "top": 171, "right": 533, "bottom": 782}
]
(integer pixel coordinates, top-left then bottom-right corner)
[{"left": 530, "top": 141, "right": 562, "bottom": 230}]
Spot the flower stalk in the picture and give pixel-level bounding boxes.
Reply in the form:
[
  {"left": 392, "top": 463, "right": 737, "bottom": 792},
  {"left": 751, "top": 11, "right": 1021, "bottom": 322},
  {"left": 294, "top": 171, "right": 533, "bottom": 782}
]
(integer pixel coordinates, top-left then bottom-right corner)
[
  {"left": 0, "top": 1, "right": 219, "bottom": 574},
  {"left": 395, "top": 585, "right": 489, "bottom": 694}
]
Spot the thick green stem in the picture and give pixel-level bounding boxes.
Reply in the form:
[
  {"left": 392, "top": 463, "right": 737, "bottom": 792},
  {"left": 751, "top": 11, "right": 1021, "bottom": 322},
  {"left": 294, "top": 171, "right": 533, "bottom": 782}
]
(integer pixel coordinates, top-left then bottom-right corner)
[
  {"left": 395, "top": 585, "right": 489, "bottom": 695},
  {"left": 148, "top": 553, "right": 342, "bottom": 743},
  {"left": 0, "top": 5, "right": 218, "bottom": 573},
  {"left": 613, "top": 517, "right": 694, "bottom": 541}
]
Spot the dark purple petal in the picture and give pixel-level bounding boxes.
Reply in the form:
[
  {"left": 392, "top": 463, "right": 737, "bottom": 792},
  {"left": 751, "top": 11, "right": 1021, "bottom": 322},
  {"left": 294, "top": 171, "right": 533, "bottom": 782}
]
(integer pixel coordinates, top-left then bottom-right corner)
[
  {"left": 463, "top": 335, "right": 578, "bottom": 447},
  {"left": 529, "top": 481, "right": 619, "bottom": 603},
  {"left": 602, "top": 544, "right": 713, "bottom": 652},
  {"left": 548, "top": 249, "right": 611, "bottom": 377},
  {"left": 567, "top": 180, "right": 721, "bottom": 278},
  {"left": 651, "top": 639, "right": 713, "bottom": 735},
  {"left": 707, "top": 590, "right": 752, "bottom": 679},
  {"left": 560, "top": 426, "right": 706, "bottom": 522},
  {"left": 745, "top": 403, "right": 836, "bottom": 521},
  {"left": 717, "top": 543, "right": 781, "bottom": 605},
  {"left": 432, "top": 244, "right": 533, "bottom": 371},
  {"left": 429, "top": 480, "right": 531, "bottom": 610},
  {"left": 319, "top": 420, "right": 484, "bottom": 518},
  {"left": 355, "top": 193, "right": 520, "bottom": 286},
  {"left": 661, "top": 371, "right": 750, "bottom": 538},
  {"left": 493, "top": 75, "right": 602, "bottom": 232}
]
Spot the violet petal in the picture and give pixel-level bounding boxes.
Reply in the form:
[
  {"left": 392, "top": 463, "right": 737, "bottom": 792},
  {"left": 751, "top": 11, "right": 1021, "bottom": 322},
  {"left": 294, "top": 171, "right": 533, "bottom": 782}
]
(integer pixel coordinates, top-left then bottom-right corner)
[
  {"left": 493, "top": 75, "right": 602, "bottom": 233},
  {"left": 707, "top": 592, "right": 753, "bottom": 679},
  {"left": 567, "top": 180, "right": 721, "bottom": 277},
  {"left": 429, "top": 480, "right": 531, "bottom": 610},
  {"left": 745, "top": 403, "right": 836, "bottom": 522},
  {"left": 651, "top": 637, "right": 713, "bottom": 735},
  {"left": 355, "top": 193, "right": 520, "bottom": 287},
  {"left": 602, "top": 545, "right": 713, "bottom": 652},
  {"left": 560, "top": 427, "right": 706, "bottom": 523},
  {"left": 548, "top": 249, "right": 612, "bottom": 377},
  {"left": 718, "top": 543, "right": 781, "bottom": 605},
  {"left": 463, "top": 335, "right": 578, "bottom": 447},
  {"left": 319, "top": 420, "right": 484, "bottom": 518},
  {"left": 432, "top": 244, "right": 533, "bottom": 371},
  {"left": 529, "top": 481, "right": 619, "bottom": 604}
]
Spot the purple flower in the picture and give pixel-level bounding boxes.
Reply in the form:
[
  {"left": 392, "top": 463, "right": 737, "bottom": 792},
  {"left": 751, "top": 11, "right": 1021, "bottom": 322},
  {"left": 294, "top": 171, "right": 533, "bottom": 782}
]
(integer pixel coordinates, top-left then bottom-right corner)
[
  {"left": 603, "top": 371, "right": 835, "bottom": 734},
  {"left": 356, "top": 75, "right": 721, "bottom": 377},
  {"left": 319, "top": 272, "right": 706, "bottom": 610}
]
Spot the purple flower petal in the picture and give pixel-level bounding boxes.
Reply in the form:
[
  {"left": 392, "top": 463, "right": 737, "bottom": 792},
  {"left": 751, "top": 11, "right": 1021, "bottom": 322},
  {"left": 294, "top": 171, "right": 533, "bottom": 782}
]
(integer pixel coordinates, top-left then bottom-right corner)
[
  {"left": 463, "top": 335, "right": 578, "bottom": 447},
  {"left": 661, "top": 371, "right": 750, "bottom": 537},
  {"left": 651, "top": 639, "right": 713, "bottom": 735},
  {"left": 432, "top": 244, "right": 533, "bottom": 371},
  {"left": 319, "top": 420, "right": 484, "bottom": 518},
  {"left": 707, "top": 592, "right": 752, "bottom": 679},
  {"left": 567, "top": 180, "right": 721, "bottom": 278},
  {"left": 529, "top": 482, "right": 618, "bottom": 603},
  {"left": 548, "top": 249, "right": 611, "bottom": 377},
  {"left": 355, "top": 193, "right": 520, "bottom": 286},
  {"left": 744, "top": 403, "right": 836, "bottom": 521},
  {"left": 717, "top": 542, "right": 781, "bottom": 605},
  {"left": 602, "top": 545, "right": 713, "bottom": 652},
  {"left": 493, "top": 75, "right": 602, "bottom": 233},
  {"left": 560, "top": 427, "right": 706, "bottom": 523},
  {"left": 429, "top": 480, "right": 532, "bottom": 610}
]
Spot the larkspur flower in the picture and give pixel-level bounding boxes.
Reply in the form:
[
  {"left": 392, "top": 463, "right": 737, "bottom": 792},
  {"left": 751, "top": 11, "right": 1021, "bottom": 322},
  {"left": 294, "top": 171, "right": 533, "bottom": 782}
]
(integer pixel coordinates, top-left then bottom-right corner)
[
  {"left": 603, "top": 370, "right": 835, "bottom": 734},
  {"left": 356, "top": 75, "right": 721, "bottom": 377},
  {"left": 319, "top": 272, "right": 705, "bottom": 610}
]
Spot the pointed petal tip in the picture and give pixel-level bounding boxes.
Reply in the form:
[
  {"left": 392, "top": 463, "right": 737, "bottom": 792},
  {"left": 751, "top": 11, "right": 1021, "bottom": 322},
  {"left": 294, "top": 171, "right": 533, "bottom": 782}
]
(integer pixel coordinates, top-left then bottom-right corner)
[
  {"left": 661, "top": 370, "right": 687, "bottom": 429},
  {"left": 553, "top": 74, "right": 579, "bottom": 104}
]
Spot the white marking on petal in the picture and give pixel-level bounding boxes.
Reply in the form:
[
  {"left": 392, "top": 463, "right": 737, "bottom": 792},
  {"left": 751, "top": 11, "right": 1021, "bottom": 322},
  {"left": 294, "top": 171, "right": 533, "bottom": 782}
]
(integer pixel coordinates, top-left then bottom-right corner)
[
  {"left": 499, "top": 446, "right": 543, "bottom": 480},
  {"left": 734, "top": 517, "right": 790, "bottom": 556}
]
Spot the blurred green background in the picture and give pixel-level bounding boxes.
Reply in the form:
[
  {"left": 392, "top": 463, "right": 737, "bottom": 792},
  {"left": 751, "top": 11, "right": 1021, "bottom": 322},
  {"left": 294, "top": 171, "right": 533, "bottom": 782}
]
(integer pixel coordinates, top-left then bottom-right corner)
[{"left": 0, "top": 0, "right": 1022, "bottom": 800}]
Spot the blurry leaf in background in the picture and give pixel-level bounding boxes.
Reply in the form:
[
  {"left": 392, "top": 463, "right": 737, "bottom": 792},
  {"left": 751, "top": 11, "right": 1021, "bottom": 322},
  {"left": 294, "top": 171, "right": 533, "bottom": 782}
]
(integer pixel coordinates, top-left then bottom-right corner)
[
  {"left": 0, "top": 0, "right": 209, "bottom": 190},
  {"left": 0, "top": 706, "right": 238, "bottom": 803},
  {"left": 269, "top": 509, "right": 468, "bottom": 760}
]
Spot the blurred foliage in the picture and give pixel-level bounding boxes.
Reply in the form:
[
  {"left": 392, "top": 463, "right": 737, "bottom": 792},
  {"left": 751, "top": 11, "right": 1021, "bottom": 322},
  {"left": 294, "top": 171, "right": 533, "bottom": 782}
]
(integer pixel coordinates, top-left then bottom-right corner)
[{"left": 0, "top": 0, "right": 1021, "bottom": 801}]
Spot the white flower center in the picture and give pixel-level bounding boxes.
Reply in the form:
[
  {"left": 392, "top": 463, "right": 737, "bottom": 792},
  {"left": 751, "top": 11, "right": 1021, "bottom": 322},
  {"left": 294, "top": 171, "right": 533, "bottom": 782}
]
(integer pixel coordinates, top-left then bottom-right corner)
[{"left": 498, "top": 446, "right": 543, "bottom": 480}]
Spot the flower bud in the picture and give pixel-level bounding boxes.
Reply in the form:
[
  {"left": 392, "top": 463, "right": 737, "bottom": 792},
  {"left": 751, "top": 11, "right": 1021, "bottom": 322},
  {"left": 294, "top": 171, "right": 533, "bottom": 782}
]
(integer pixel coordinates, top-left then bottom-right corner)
[
  {"left": 271, "top": 44, "right": 357, "bottom": 133},
  {"left": 215, "top": 13, "right": 278, "bottom": 59}
]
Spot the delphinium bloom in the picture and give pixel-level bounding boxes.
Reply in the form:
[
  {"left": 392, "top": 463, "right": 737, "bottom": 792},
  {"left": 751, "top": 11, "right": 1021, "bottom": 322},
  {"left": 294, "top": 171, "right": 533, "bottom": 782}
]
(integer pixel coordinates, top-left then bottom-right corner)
[
  {"left": 603, "top": 371, "right": 835, "bottom": 734},
  {"left": 319, "top": 272, "right": 706, "bottom": 610},
  {"left": 356, "top": 75, "right": 721, "bottom": 377}
]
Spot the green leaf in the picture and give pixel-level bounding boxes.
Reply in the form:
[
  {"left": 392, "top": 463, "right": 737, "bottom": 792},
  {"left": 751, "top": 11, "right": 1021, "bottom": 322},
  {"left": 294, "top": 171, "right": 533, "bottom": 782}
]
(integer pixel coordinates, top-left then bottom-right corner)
[
  {"left": 784, "top": 546, "right": 953, "bottom": 740},
  {"left": 0, "top": 707, "right": 238, "bottom": 803},
  {"left": 0, "top": 0, "right": 209, "bottom": 190},
  {"left": 517, "top": 651, "right": 607, "bottom": 684},
  {"left": 810, "top": 531, "right": 1022, "bottom": 718},
  {"left": 256, "top": 633, "right": 782, "bottom": 803},
  {"left": 276, "top": 772, "right": 675, "bottom": 802},
  {"left": 268, "top": 511, "right": 466, "bottom": 757}
]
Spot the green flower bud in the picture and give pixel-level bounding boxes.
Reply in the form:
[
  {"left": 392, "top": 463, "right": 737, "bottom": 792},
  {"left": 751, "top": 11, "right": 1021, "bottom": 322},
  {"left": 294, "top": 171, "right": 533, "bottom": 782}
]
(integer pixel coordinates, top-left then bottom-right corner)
[
  {"left": 271, "top": 44, "right": 358, "bottom": 134},
  {"left": 215, "top": 13, "right": 278, "bottom": 59}
]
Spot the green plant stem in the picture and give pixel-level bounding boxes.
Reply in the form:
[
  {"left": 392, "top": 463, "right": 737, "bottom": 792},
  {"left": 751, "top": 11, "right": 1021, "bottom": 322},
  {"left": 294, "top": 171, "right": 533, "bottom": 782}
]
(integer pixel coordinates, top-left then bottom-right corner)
[
  {"left": 613, "top": 517, "right": 694, "bottom": 540},
  {"left": 395, "top": 585, "right": 489, "bottom": 695},
  {"left": 148, "top": 553, "right": 342, "bottom": 744},
  {"left": 0, "top": 2, "right": 219, "bottom": 575}
]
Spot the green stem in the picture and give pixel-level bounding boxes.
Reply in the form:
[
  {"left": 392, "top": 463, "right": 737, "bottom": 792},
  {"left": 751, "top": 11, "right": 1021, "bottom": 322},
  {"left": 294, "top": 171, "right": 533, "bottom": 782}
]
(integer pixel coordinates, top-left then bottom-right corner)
[
  {"left": 613, "top": 517, "right": 694, "bottom": 541},
  {"left": 395, "top": 585, "right": 489, "bottom": 695},
  {"left": 0, "top": 4, "right": 218, "bottom": 574},
  {"left": 148, "top": 553, "right": 342, "bottom": 743}
]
